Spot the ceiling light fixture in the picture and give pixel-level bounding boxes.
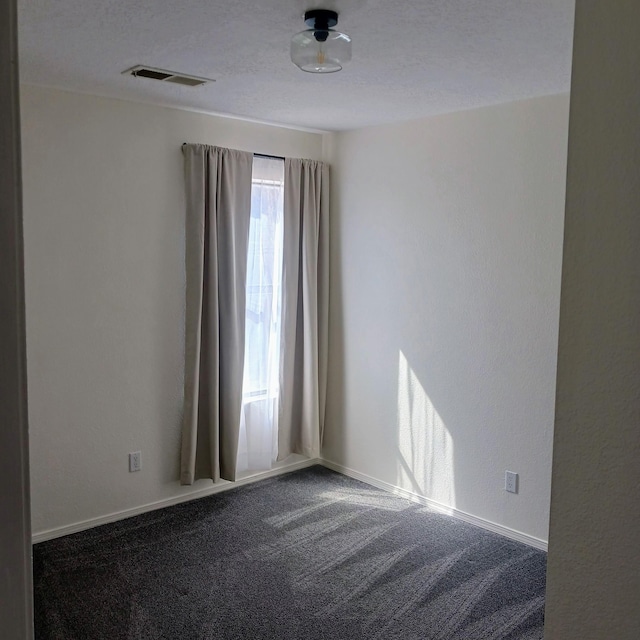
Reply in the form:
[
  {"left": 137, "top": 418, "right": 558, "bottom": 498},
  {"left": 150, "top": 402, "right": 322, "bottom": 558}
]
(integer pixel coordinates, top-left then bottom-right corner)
[{"left": 290, "top": 9, "right": 352, "bottom": 74}]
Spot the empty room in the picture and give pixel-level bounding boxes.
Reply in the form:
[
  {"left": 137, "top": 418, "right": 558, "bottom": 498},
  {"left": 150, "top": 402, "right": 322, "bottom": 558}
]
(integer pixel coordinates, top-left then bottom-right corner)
[{"left": 2, "top": 1, "right": 638, "bottom": 639}]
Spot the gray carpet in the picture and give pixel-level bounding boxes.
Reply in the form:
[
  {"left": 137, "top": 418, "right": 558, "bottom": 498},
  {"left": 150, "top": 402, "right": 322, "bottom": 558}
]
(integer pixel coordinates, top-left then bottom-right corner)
[{"left": 33, "top": 466, "right": 546, "bottom": 639}]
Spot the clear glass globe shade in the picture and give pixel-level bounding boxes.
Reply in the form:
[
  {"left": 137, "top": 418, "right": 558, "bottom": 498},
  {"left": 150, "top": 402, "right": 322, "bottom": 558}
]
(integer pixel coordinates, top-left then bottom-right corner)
[{"left": 290, "top": 29, "right": 352, "bottom": 73}]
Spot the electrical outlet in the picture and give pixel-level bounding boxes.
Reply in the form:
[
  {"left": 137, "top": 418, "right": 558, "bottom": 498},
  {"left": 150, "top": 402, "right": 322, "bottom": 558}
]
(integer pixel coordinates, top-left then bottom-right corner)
[
  {"left": 505, "top": 470, "right": 518, "bottom": 494},
  {"left": 129, "top": 451, "right": 142, "bottom": 472}
]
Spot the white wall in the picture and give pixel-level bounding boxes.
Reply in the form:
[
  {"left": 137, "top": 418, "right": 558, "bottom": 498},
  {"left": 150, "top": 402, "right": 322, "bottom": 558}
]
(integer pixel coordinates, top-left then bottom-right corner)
[
  {"left": 22, "top": 84, "right": 570, "bottom": 545},
  {"left": 324, "top": 94, "right": 569, "bottom": 542},
  {"left": 545, "top": 1, "right": 640, "bottom": 637},
  {"left": 21, "top": 85, "right": 324, "bottom": 536}
]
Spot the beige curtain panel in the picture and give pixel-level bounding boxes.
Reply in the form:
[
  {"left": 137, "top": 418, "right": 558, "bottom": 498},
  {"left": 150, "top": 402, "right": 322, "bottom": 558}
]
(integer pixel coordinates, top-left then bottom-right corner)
[
  {"left": 278, "top": 158, "right": 330, "bottom": 460},
  {"left": 180, "top": 147, "right": 329, "bottom": 485},
  {"left": 180, "top": 144, "right": 253, "bottom": 485}
]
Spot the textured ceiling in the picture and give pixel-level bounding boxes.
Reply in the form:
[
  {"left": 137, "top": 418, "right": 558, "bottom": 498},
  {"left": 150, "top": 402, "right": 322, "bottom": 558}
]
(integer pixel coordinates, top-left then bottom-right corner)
[{"left": 18, "top": 0, "right": 575, "bottom": 132}]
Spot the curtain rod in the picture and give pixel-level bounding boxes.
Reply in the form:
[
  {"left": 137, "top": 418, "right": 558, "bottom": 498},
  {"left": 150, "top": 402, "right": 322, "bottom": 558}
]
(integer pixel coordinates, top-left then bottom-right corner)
[
  {"left": 254, "top": 152, "right": 285, "bottom": 161},
  {"left": 181, "top": 144, "right": 284, "bottom": 161}
]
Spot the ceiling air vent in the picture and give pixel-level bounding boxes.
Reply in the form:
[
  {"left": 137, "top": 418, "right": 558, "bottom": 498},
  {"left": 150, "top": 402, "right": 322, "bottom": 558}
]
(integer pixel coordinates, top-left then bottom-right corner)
[{"left": 122, "top": 65, "right": 214, "bottom": 87}]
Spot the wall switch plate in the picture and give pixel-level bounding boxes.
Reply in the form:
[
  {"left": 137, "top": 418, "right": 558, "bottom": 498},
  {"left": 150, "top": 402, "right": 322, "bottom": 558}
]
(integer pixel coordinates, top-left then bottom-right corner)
[
  {"left": 129, "top": 451, "right": 142, "bottom": 472},
  {"left": 505, "top": 470, "right": 518, "bottom": 493}
]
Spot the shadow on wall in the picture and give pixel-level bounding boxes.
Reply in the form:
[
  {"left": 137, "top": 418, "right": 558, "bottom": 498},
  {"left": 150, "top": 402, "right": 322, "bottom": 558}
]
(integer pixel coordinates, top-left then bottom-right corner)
[{"left": 396, "top": 350, "right": 456, "bottom": 508}]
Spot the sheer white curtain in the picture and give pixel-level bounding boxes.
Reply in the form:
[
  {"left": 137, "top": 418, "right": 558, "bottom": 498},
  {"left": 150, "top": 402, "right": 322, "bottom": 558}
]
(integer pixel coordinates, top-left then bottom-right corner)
[{"left": 236, "top": 157, "right": 284, "bottom": 473}]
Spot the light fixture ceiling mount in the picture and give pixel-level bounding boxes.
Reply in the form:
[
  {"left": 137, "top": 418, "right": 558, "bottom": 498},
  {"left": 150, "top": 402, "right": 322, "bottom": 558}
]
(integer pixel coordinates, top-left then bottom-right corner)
[{"left": 290, "top": 9, "right": 352, "bottom": 74}]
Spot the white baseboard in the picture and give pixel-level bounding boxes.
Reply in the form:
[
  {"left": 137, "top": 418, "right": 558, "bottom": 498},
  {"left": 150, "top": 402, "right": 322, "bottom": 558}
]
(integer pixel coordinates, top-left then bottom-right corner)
[
  {"left": 320, "top": 459, "right": 548, "bottom": 551},
  {"left": 32, "top": 457, "right": 321, "bottom": 544},
  {"left": 33, "top": 457, "right": 547, "bottom": 552}
]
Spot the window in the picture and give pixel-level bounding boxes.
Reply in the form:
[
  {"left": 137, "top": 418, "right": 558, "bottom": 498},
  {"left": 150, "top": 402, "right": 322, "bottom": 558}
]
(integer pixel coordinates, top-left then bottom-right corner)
[
  {"left": 242, "top": 156, "right": 284, "bottom": 399},
  {"left": 237, "top": 156, "right": 284, "bottom": 472}
]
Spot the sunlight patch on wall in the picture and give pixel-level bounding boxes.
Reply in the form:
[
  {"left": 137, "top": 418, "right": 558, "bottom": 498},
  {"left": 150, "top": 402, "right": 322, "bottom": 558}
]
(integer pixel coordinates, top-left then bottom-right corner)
[{"left": 396, "top": 351, "right": 456, "bottom": 507}]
